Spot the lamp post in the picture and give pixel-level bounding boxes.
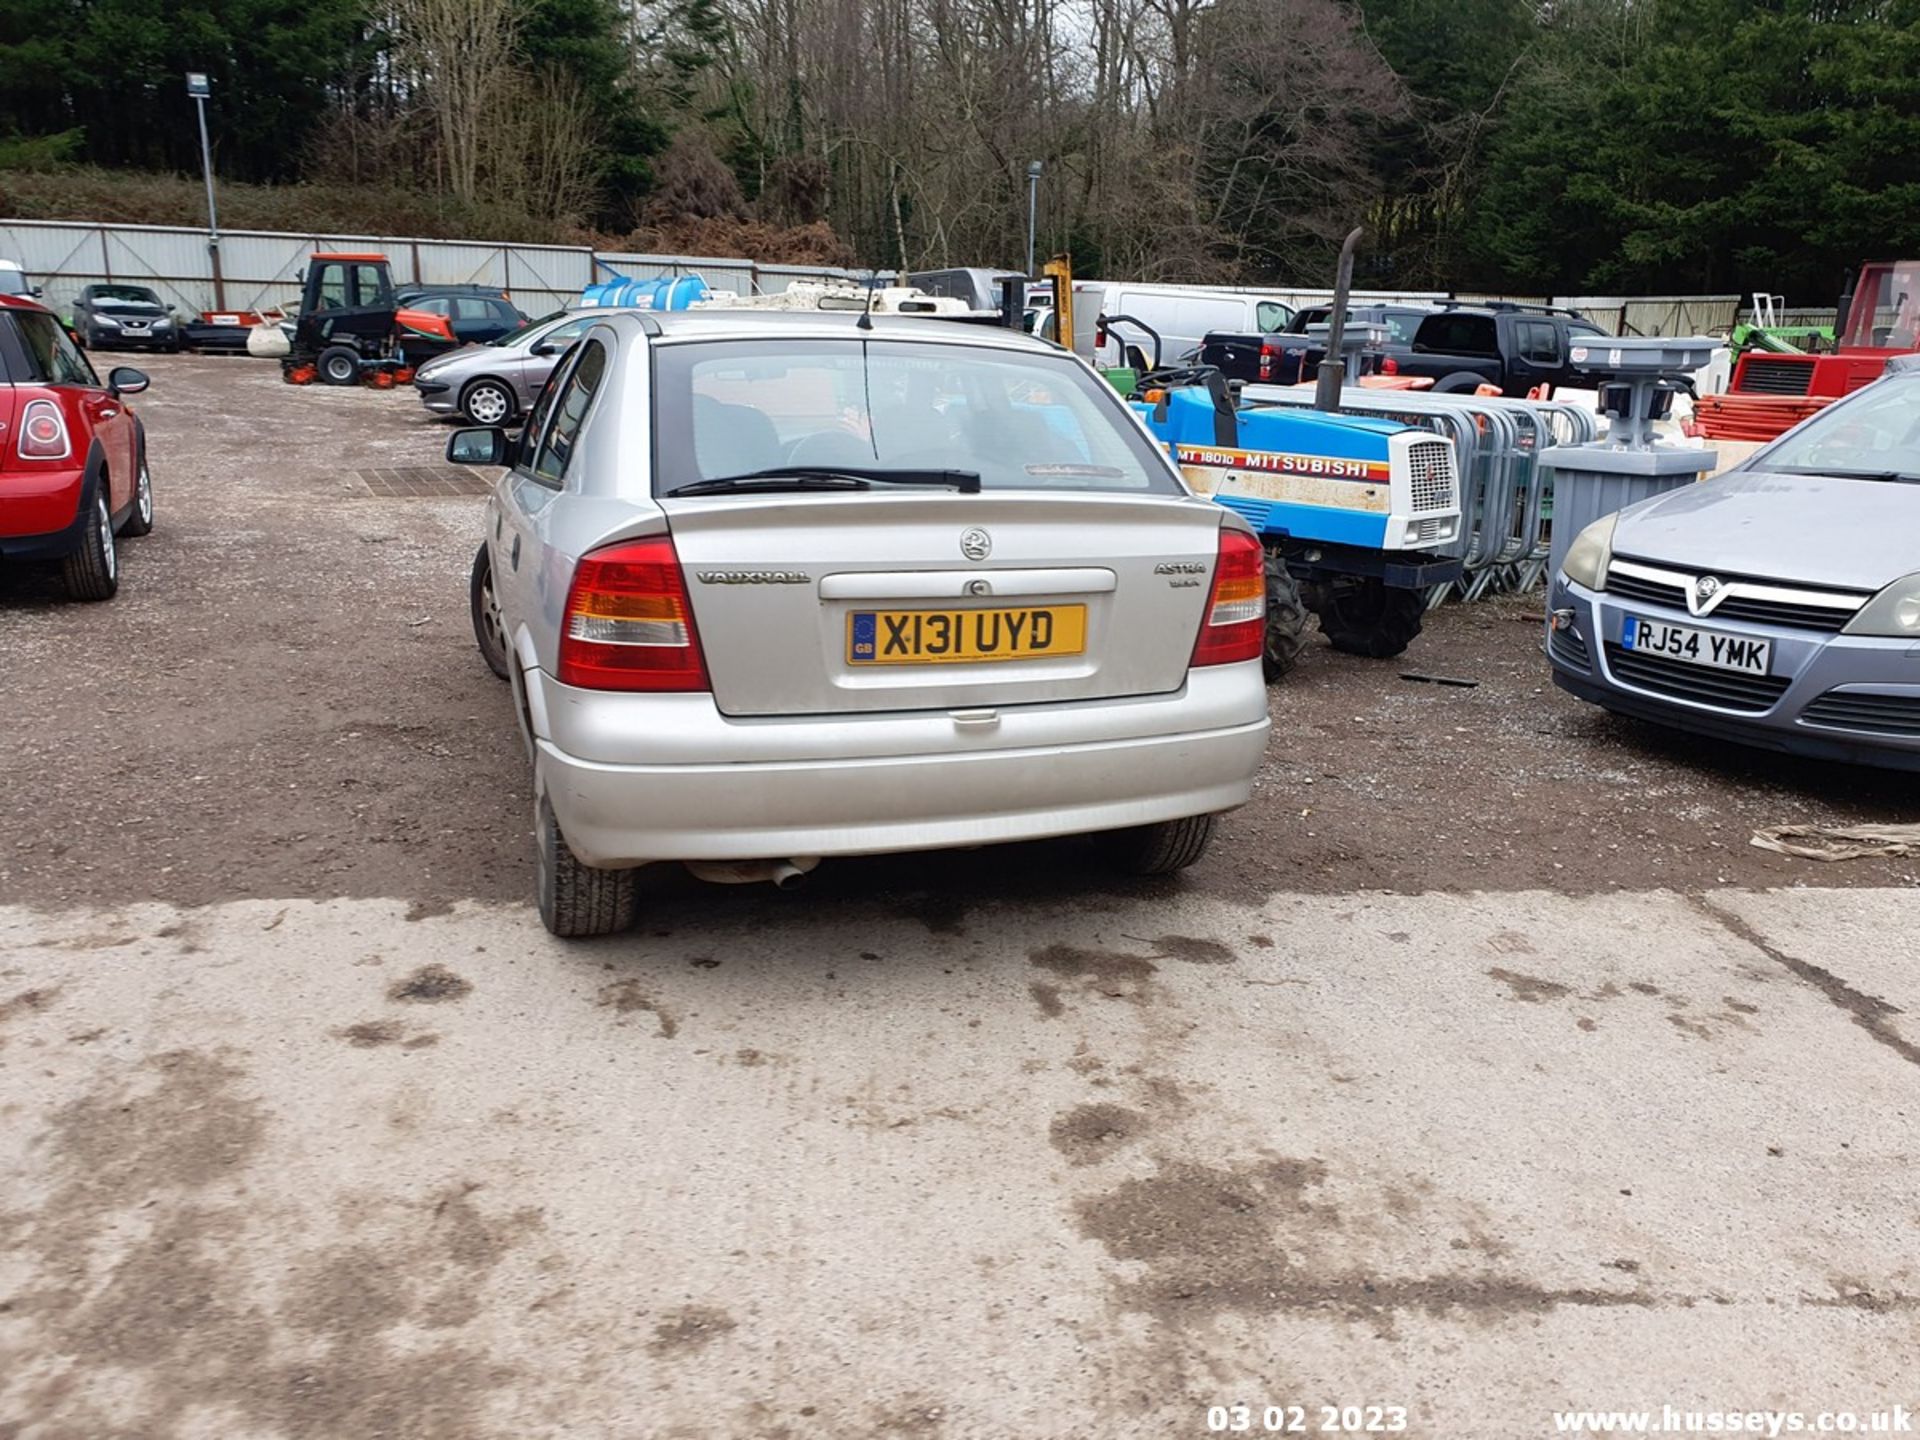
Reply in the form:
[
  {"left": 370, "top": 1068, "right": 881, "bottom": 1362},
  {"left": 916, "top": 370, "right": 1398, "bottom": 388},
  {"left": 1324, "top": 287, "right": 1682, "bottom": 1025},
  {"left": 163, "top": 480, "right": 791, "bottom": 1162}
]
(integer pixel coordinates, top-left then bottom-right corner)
[
  {"left": 1025, "top": 161, "right": 1043, "bottom": 274},
  {"left": 186, "top": 71, "right": 225, "bottom": 308}
]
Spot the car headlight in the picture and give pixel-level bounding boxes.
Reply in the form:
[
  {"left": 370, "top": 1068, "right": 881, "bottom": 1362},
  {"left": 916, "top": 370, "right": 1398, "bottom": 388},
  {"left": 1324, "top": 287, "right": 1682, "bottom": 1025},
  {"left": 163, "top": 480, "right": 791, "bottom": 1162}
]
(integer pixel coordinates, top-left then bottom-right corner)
[
  {"left": 1560, "top": 513, "right": 1617, "bottom": 591},
  {"left": 153, "top": 317, "right": 174, "bottom": 328},
  {"left": 1843, "top": 572, "right": 1920, "bottom": 637},
  {"left": 94, "top": 314, "right": 121, "bottom": 328}
]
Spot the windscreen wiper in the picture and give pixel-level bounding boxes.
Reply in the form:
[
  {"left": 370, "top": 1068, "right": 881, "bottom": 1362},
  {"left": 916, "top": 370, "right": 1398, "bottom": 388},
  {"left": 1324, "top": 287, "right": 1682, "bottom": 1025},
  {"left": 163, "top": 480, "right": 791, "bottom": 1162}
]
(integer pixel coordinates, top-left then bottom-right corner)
[
  {"left": 668, "top": 466, "right": 982, "bottom": 497},
  {"left": 1766, "top": 466, "right": 1919, "bottom": 482}
]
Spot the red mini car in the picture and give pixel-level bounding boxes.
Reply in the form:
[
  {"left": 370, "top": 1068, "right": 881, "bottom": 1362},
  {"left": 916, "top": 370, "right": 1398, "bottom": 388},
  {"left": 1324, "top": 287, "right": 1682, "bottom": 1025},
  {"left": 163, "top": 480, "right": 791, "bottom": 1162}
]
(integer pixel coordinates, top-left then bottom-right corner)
[{"left": 0, "top": 292, "right": 153, "bottom": 599}]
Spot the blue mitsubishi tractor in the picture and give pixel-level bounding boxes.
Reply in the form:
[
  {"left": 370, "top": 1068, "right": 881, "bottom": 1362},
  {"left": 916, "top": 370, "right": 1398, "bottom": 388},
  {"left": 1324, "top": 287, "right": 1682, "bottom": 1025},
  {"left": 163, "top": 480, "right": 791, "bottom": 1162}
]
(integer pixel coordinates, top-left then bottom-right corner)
[{"left": 1107, "top": 319, "right": 1464, "bottom": 680}]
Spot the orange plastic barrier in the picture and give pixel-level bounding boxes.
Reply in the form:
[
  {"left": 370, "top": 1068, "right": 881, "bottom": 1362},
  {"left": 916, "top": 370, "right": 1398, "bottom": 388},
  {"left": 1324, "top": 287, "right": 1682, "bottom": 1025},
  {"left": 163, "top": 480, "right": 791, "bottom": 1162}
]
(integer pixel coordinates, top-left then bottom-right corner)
[{"left": 1694, "top": 392, "right": 1833, "bottom": 443}]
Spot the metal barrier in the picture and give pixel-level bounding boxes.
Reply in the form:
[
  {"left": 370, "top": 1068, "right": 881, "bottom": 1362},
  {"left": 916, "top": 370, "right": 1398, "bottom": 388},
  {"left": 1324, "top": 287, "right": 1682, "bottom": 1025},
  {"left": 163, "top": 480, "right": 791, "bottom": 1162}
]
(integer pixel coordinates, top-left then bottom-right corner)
[{"left": 1240, "top": 385, "right": 1598, "bottom": 602}]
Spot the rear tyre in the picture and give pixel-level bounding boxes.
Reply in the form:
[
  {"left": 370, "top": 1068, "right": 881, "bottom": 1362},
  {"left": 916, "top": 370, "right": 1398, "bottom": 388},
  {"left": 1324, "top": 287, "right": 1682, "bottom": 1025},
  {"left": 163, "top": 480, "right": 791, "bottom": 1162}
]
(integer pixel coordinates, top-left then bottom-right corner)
[
  {"left": 469, "top": 542, "right": 511, "bottom": 681},
  {"left": 1095, "top": 814, "right": 1218, "bottom": 876},
  {"left": 1262, "top": 551, "right": 1307, "bottom": 682},
  {"left": 535, "top": 793, "right": 636, "bottom": 938},
  {"left": 461, "top": 378, "right": 516, "bottom": 427},
  {"left": 1314, "top": 579, "right": 1426, "bottom": 658},
  {"left": 118, "top": 444, "right": 154, "bottom": 537},
  {"left": 61, "top": 484, "right": 119, "bottom": 602},
  {"left": 1432, "top": 370, "right": 1488, "bottom": 394},
  {"left": 317, "top": 345, "right": 361, "bottom": 386}
]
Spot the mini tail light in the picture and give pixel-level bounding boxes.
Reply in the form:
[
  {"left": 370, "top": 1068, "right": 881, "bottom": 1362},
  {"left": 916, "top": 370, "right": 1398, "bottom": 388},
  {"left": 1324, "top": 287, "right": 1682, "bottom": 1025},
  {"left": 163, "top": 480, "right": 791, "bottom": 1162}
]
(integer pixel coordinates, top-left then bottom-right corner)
[
  {"left": 19, "top": 399, "right": 70, "bottom": 460},
  {"left": 1191, "top": 527, "right": 1267, "bottom": 667},
  {"left": 557, "top": 536, "right": 710, "bottom": 692}
]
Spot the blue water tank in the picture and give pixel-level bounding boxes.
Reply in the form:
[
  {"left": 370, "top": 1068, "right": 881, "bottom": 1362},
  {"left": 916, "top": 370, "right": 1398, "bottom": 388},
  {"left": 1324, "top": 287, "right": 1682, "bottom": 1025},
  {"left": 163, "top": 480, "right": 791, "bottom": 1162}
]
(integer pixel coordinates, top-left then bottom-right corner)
[{"left": 579, "top": 275, "right": 709, "bottom": 310}]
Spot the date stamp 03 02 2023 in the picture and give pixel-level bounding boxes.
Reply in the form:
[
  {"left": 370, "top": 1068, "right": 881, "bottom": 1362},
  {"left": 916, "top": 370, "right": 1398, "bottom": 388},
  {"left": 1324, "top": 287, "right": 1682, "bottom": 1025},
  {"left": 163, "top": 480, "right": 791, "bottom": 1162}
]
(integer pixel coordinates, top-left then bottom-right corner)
[{"left": 1207, "top": 1404, "right": 1411, "bottom": 1434}]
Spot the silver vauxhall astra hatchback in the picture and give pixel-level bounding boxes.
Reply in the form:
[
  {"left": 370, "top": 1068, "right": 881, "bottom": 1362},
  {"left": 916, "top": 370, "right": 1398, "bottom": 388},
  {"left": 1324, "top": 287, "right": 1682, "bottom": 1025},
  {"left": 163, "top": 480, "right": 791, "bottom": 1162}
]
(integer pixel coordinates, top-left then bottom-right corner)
[{"left": 451, "top": 307, "right": 1272, "bottom": 936}]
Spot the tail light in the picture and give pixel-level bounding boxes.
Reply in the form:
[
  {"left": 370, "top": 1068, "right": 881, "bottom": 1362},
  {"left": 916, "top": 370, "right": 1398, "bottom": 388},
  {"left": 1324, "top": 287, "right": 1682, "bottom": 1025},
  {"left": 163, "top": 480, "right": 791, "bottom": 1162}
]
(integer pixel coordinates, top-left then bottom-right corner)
[
  {"left": 19, "top": 399, "right": 71, "bottom": 460},
  {"left": 1191, "top": 527, "right": 1266, "bottom": 667},
  {"left": 1258, "top": 342, "right": 1278, "bottom": 382},
  {"left": 558, "top": 536, "right": 710, "bottom": 692},
  {"left": 1380, "top": 355, "right": 1399, "bottom": 375}
]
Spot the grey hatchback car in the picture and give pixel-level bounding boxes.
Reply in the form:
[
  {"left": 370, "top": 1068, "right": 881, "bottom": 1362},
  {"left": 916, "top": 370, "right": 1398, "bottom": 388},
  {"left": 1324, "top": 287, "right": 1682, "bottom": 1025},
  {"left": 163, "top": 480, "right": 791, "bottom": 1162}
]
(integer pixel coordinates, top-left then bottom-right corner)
[
  {"left": 452, "top": 307, "right": 1273, "bottom": 935},
  {"left": 412, "top": 309, "right": 598, "bottom": 426},
  {"left": 1548, "top": 366, "right": 1920, "bottom": 769}
]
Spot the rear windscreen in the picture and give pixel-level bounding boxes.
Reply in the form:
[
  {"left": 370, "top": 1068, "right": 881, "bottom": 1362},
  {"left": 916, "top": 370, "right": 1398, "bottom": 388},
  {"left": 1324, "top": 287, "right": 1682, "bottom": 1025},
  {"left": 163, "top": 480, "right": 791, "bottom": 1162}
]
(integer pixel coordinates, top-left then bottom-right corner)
[{"left": 652, "top": 337, "right": 1185, "bottom": 496}]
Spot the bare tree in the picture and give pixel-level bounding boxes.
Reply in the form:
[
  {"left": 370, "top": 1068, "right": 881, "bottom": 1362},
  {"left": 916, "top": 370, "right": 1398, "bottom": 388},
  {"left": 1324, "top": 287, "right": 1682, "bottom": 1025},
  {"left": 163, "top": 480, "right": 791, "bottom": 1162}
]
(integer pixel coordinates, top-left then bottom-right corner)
[{"left": 390, "top": 0, "right": 520, "bottom": 204}]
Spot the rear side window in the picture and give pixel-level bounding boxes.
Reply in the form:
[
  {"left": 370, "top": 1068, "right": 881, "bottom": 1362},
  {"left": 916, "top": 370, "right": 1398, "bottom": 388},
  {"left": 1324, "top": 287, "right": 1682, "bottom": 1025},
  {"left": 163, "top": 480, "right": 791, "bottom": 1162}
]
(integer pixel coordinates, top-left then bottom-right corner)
[
  {"left": 14, "top": 310, "right": 99, "bottom": 386},
  {"left": 1415, "top": 313, "right": 1498, "bottom": 357},
  {"left": 452, "top": 297, "right": 497, "bottom": 321},
  {"left": 532, "top": 338, "right": 607, "bottom": 487},
  {"left": 352, "top": 264, "right": 390, "bottom": 306},
  {"left": 1517, "top": 320, "right": 1562, "bottom": 364}
]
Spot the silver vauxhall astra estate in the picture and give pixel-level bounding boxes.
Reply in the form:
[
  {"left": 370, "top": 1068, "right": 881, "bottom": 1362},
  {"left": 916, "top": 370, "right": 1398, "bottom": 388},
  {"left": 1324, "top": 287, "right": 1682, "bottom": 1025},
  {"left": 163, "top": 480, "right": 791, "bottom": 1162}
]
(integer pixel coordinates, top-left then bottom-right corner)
[{"left": 450, "top": 306, "right": 1272, "bottom": 936}]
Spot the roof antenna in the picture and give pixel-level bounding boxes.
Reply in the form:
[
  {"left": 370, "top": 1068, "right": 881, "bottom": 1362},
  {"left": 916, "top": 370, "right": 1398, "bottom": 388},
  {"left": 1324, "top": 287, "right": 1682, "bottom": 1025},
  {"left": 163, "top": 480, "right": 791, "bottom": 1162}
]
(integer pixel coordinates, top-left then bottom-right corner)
[{"left": 857, "top": 267, "right": 880, "bottom": 331}]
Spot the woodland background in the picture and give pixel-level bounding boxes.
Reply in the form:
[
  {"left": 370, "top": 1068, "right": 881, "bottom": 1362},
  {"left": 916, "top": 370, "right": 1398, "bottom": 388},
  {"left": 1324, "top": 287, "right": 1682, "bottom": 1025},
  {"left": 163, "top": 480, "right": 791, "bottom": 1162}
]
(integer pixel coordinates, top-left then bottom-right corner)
[{"left": 1, "top": 0, "right": 1917, "bottom": 298}]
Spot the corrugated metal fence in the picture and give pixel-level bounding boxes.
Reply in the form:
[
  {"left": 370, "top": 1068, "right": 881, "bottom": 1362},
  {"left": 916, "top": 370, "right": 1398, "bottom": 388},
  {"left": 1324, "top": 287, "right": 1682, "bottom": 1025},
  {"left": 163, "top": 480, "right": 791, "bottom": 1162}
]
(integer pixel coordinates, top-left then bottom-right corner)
[
  {"left": 0, "top": 218, "right": 860, "bottom": 317},
  {"left": 0, "top": 217, "right": 1766, "bottom": 337}
]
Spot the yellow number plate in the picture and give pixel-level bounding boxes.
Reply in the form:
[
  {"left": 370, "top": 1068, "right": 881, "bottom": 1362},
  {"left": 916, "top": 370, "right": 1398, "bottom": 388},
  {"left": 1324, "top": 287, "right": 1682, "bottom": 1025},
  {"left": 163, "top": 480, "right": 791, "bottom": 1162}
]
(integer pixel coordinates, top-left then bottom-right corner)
[{"left": 847, "top": 605, "right": 1087, "bottom": 665}]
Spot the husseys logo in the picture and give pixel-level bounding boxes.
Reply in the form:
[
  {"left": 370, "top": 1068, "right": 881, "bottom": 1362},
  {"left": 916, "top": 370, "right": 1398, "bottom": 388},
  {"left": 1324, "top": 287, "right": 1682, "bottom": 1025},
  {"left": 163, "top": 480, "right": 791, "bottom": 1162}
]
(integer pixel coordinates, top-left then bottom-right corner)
[{"left": 1176, "top": 445, "right": 1389, "bottom": 483}]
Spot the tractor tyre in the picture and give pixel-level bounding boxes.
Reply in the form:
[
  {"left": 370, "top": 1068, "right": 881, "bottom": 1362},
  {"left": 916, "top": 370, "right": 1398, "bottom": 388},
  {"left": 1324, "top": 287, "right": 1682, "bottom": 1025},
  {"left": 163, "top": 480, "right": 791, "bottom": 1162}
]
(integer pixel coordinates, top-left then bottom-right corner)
[
  {"left": 317, "top": 345, "right": 362, "bottom": 386},
  {"left": 1432, "top": 370, "right": 1489, "bottom": 394},
  {"left": 1262, "top": 550, "right": 1308, "bottom": 682},
  {"left": 1313, "top": 578, "right": 1427, "bottom": 659}
]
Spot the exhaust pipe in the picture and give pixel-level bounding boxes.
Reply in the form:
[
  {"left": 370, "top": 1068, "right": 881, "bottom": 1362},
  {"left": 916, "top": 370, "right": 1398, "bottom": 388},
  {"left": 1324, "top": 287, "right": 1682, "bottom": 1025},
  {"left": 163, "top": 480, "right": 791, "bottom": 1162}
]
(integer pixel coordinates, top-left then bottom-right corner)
[{"left": 684, "top": 857, "right": 821, "bottom": 888}]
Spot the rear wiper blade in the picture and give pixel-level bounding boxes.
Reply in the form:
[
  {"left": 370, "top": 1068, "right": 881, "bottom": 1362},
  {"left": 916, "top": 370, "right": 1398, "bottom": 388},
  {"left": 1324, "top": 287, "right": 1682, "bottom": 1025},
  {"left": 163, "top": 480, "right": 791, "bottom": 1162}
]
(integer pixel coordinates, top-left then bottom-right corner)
[{"left": 668, "top": 466, "right": 982, "bottom": 497}]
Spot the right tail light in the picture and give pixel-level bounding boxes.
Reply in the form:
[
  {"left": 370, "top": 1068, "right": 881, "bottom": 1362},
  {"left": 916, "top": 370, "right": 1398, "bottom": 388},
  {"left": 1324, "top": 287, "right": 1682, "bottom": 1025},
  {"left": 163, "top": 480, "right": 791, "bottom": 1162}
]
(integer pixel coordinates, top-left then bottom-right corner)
[{"left": 1190, "top": 527, "right": 1266, "bottom": 667}]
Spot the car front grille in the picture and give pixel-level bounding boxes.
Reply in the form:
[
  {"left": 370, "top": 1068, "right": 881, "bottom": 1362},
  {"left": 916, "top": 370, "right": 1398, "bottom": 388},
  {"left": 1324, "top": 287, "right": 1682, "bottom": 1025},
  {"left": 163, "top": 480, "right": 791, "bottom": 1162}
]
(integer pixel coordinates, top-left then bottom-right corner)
[
  {"left": 1607, "top": 568, "right": 1688, "bottom": 610},
  {"left": 1608, "top": 558, "right": 1868, "bottom": 634},
  {"left": 1549, "top": 624, "right": 1590, "bottom": 671},
  {"left": 1406, "top": 439, "right": 1457, "bottom": 514},
  {"left": 1800, "top": 690, "right": 1920, "bottom": 737},
  {"left": 1735, "top": 357, "right": 1815, "bottom": 396},
  {"left": 1603, "top": 644, "right": 1792, "bottom": 713}
]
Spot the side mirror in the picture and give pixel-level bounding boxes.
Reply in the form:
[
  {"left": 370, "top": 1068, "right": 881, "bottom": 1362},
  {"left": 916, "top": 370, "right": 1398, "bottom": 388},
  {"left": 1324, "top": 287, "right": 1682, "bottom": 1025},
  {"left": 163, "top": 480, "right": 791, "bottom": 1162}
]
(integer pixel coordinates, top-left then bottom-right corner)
[
  {"left": 29, "top": 285, "right": 43, "bottom": 298},
  {"left": 447, "top": 427, "right": 509, "bottom": 466},
  {"left": 107, "top": 366, "right": 149, "bottom": 397},
  {"left": 530, "top": 342, "right": 557, "bottom": 357}
]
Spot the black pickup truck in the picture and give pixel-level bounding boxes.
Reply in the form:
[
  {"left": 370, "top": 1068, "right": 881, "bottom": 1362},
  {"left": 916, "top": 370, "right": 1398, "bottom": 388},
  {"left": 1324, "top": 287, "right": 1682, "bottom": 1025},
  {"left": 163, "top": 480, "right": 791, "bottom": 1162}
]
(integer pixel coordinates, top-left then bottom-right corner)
[
  {"left": 1197, "top": 303, "right": 1434, "bottom": 385},
  {"left": 1380, "top": 303, "right": 1613, "bottom": 395}
]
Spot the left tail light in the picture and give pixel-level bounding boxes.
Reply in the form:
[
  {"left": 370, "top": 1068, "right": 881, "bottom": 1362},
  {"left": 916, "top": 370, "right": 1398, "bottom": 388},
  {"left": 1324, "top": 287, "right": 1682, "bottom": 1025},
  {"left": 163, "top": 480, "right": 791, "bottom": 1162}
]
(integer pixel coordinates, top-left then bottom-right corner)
[
  {"left": 1191, "top": 527, "right": 1266, "bottom": 667},
  {"left": 1258, "top": 342, "right": 1278, "bottom": 382},
  {"left": 19, "top": 399, "right": 71, "bottom": 460},
  {"left": 557, "top": 535, "right": 711, "bottom": 692}
]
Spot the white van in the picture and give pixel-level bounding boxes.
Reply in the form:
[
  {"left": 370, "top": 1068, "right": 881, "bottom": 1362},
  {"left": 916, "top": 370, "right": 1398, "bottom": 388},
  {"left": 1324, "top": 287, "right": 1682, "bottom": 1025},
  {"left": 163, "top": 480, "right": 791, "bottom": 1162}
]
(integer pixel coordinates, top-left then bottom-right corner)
[{"left": 1062, "top": 283, "right": 1295, "bottom": 369}]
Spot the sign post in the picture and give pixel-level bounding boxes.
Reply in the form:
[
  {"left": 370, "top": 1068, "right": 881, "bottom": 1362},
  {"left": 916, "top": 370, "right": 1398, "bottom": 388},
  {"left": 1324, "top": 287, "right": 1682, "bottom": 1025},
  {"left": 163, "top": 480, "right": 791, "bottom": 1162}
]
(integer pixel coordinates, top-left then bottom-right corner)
[{"left": 186, "top": 71, "right": 225, "bottom": 308}]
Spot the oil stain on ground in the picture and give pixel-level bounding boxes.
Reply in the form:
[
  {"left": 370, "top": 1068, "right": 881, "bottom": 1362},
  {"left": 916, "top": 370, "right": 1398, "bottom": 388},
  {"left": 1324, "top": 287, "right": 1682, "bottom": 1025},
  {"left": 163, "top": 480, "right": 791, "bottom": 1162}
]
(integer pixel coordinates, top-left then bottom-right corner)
[
  {"left": 1049, "top": 1103, "right": 1151, "bottom": 1166},
  {"left": 1151, "top": 935, "right": 1238, "bottom": 965},
  {"left": 5, "top": 1052, "right": 544, "bottom": 1439},
  {"left": 1030, "top": 944, "right": 1156, "bottom": 1002},
  {"left": 648, "top": 1303, "right": 738, "bottom": 1356},
  {"left": 1075, "top": 1156, "right": 1648, "bottom": 1339},
  {"left": 387, "top": 964, "right": 473, "bottom": 1004},
  {"left": 598, "top": 978, "right": 678, "bottom": 1038}
]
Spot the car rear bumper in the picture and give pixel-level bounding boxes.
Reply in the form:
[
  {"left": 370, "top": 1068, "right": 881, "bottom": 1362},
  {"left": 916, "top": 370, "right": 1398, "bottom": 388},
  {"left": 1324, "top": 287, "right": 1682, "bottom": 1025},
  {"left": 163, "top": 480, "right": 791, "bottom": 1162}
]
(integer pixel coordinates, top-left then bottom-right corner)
[
  {"left": 1547, "top": 576, "right": 1920, "bottom": 770},
  {"left": 0, "top": 465, "right": 88, "bottom": 557},
  {"left": 528, "top": 660, "right": 1273, "bottom": 867}
]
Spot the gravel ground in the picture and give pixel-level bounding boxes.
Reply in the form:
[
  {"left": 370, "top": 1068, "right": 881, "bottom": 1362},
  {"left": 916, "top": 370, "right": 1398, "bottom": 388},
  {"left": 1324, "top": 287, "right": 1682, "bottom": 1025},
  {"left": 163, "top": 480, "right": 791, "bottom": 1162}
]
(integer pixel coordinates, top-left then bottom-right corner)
[{"left": 1, "top": 351, "right": 1914, "bottom": 914}]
